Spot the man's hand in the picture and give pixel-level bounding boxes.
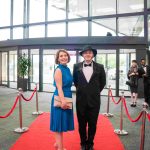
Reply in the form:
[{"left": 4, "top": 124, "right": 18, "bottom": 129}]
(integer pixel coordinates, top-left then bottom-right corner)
[{"left": 142, "top": 74, "right": 147, "bottom": 77}]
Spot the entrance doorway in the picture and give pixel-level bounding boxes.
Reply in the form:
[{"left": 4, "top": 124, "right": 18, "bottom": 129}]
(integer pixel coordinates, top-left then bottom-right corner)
[
  {"left": 96, "top": 49, "right": 136, "bottom": 96},
  {"left": 0, "top": 45, "right": 146, "bottom": 97}
]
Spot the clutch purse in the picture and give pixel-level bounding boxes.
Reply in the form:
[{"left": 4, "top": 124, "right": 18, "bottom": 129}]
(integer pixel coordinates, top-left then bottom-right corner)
[
  {"left": 54, "top": 95, "right": 73, "bottom": 109},
  {"left": 126, "top": 80, "right": 133, "bottom": 86}
]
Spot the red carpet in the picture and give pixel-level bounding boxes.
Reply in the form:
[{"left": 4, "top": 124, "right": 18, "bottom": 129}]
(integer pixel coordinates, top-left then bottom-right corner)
[{"left": 10, "top": 113, "right": 124, "bottom": 150}]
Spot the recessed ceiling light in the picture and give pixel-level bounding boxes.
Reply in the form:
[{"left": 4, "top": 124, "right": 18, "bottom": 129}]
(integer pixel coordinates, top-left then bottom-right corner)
[{"left": 130, "top": 4, "right": 144, "bottom": 10}]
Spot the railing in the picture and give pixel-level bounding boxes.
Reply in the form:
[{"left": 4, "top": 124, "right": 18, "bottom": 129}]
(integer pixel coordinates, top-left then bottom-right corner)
[{"left": 0, "top": 83, "right": 43, "bottom": 133}]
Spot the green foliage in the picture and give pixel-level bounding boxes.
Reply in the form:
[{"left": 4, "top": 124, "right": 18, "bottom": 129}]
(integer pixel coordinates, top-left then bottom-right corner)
[{"left": 18, "top": 54, "right": 31, "bottom": 78}]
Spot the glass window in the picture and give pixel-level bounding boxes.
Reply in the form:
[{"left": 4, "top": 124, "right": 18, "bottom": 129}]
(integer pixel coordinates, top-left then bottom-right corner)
[
  {"left": 29, "top": 25, "right": 45, "bottom": 38},
  {"left": 13, "top": 27, "right": 23, "bottom": 39},
  {"left": 92, "top": 18, "right": 116, "bottom": 36},
  {"left": 13, "top": 0, "right": 24, "bottom": 25},
  {"left": 47, "top": 23, "right": 66, "bottom": 37},
  {"left": 43, "top": 54, "right": 55, "bottom": 84},
  {"left": 0, "top": 29, "right": 10, "bottom": 41},
  {"left": 118, "top": 16, "right": 144, "bottom": 36},
  {"left": 21, "top": 49, "right": 28, "bottom": 55},
  {"left": 68, "top": 0, "right": 88, "bottom": 19},
  {"left": 29, "top": 0, "right": 45, "bottom": 23},
  {"left": 9, "top": 51, "right": 17, "bottom": 88},
  {"left": 91, "top": 0, "right": 116, "bottom": 16},
  {"left": 67, "top": 51, "right": 76, "bottom": 74},
  {"left": 97, "top": 50, "right": 116, "bottom": 91},
  {"left": 2, "top": 52, "right": 8, "bottom": 84},
  {"left": 131, "top": 53, "right": 136, "bottom": 60},
  {"left": 119, "top": 49, "right": 136, "bottom": 94},
  {"left": 96, "top": 54, "right": 106, "bottom": 68},
  {"left": 148, "top": 0, "right": 150, "bottom": 9},
  {"left": 30, "top": 49, "right": 39, "bottom": 90},
  {"left": 118, "top": 0, "right": 144, "bottom": 14},
  {"left": 68, "top": 51, "right": 76, "bottom": 91},
  {"left": 78, "top": 55, "right": 84, "bottom": 62},
  {"left": 43, "top": 49, "right": 56, "bottom": 92},
  {"left": 48, "top": 0, "right": 66, "bottom": 21},
  {"left": 105, "top": 54, "right": 116, "bottom": 88},
  {"left": 119, "top": 54, "right": 129, "bottom": 91},
  {"left": 148, "top": 15, "right": 150, "bottom": 41},
  {"left": 0, "top": 0, "right": 10, "bottom": 27},
  {"left": 68, "top": 21, "right": 88, "bottom": 36}
]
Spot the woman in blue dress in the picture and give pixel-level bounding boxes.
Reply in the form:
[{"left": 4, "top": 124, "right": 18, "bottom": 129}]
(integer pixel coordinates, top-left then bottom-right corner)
[{"left": 50, "top": 49, "right": 74, "bottom": 150}]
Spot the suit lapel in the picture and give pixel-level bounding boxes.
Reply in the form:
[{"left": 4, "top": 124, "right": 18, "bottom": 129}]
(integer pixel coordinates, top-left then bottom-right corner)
[{"left": 78, "top": 62, "right": 88, "bottom": 84}]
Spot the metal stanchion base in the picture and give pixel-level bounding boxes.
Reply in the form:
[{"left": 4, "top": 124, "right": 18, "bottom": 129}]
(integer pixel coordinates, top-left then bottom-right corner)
[
  {"left": 114, "top": 129, "right": 128, "bottom": 135},
  {"left": 32, "top": 111, "right": 43, "bottom": 115},
  {"left": 14, "top": 127, "right": 29, "bottom": 133},
  {"left": 102, "top": 113, "right": 114, "bottom": 117}
]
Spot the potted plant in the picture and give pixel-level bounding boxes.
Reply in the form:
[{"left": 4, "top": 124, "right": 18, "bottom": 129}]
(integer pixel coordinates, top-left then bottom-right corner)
[{"left": 17, "top": 53, "right": 31, "bottom": 91}]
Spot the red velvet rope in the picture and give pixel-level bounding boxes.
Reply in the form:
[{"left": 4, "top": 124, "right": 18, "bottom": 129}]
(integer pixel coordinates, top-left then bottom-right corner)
[
  {"left": 109, "top": 90, "right": 122, "bottom": 104},
  {"left": 21, "top": 87, "right": 37, "bottom": 101},
  {"left": 0, "top": 96, "right": 19, "bottom": 118},
  {"left": 123, "top": 98, "right": 143, "bottom": 122},
  {"left": 147, "top": 113, "right": 150, "bottom": 122}
]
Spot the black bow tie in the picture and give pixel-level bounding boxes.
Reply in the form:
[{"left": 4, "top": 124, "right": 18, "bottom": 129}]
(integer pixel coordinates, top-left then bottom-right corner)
[{"left": 84, "top": 63, "right": 92, "bottom": 67}]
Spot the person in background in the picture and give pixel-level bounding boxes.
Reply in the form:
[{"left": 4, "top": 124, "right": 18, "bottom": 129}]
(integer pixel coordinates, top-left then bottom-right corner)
[
  {"left": 50, "top": 49, "right": 74, "bottom": 150},
  {"left": 139, "top": 57, "right": 150, "bottom": 107},
  {"left": 127, "top": 60, "right": 139, "bottom": 107},
  {"left": 73, "top": 45, "right": 106, "bottom": 150}
]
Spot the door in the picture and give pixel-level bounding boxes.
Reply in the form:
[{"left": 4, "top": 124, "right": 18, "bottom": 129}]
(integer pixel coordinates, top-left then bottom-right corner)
[
  {"left": 96, "top": 49, "right": 116, "bottom": 95},
  {"left": 96, "top": 49, "right": 136, "bottom": 96},
  {"left": 1, "top": 52, "right": 8, "bottom": 86},
  {"left": 9, "top": 51, "right": 17, "bottom": 88}
]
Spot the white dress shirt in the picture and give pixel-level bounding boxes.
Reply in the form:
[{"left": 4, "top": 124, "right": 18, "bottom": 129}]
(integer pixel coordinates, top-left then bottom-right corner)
[
  {"left": 83, "top": 61, "right": 93, "bottom": 83},
  {"left": 144, "top": 66, "right": 146, "bottom": 73}
]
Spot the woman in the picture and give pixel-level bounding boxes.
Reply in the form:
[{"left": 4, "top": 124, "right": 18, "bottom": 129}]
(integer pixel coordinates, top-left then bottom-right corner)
[
  {"left": 127, "top": 60, "right": 139, "bottom": 107},
  {"left": 50, "top": 49, "right": 74, "bottom": 150}
]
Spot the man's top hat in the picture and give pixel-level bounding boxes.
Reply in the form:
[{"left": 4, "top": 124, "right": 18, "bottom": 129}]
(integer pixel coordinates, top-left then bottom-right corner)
[{"left": 79, "top": 45, "right": 97, "bottom": 57}]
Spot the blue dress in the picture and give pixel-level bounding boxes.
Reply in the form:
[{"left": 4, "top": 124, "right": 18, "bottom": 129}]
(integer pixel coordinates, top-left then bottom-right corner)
[{"left": 50, "top": 64, "right": 74, "bottom": 132}]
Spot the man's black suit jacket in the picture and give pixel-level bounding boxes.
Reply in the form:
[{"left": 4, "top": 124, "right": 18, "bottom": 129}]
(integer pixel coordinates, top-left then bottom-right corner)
[
  {"left": 139, "top": 65, "right": 150, "bottom": 83},
  {"left": 73, "top": 61, "right": 106, "bottom": 109}
]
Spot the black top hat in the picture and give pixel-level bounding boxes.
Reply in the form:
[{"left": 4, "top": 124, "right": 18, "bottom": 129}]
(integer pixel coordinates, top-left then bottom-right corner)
[{"left": 79, "top": 45, "right": 97, "bottom": 57}]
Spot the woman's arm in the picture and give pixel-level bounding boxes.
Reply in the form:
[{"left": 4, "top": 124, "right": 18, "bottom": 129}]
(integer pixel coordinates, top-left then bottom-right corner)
[
  {"left": 54, "top": 68, "right": 67, "bottom": 109},
  {"left": 128, "top": 70, "right": 135, "bottom": 77},
  {"left": 73, "top": 64, "right": 78, "bottom": 87},
  {"left": 127, "top": 70, "right": 132, "bottom": 78}
]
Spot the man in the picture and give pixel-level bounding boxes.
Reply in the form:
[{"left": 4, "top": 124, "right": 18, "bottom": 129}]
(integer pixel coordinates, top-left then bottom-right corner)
[
  {"left": 73, "top": 45, "right": 106, "bottom": 150},
  {"left": 139, "top": 58, "right": 150, "bottom": 107}
]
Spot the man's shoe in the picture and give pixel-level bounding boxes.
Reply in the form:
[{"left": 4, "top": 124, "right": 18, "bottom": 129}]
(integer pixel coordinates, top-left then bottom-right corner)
[
  {"left": 87, "top": 145, "right": 94, "bottom": 150},
  {"left": 80, "top": 145, "right": 86, "bottom": 150},
  {"left": 130, "top": 103, "right": 134, "bottom": 107}
]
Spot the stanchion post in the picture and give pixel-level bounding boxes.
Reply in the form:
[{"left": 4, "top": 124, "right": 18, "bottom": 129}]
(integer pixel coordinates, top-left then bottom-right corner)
[
  {"left": 103, "top": 85, "right": 113, "bottom": 117},
  {"left": 19, "top": 89, "right": 22, "bottom": 129},
  {"left": 114, "top": 91, "right": 128, "bottom": 135},
  {"left": 14, "top": 88, "right": 29, "bottom": 133},
  {"left": 140, "top": 104, "right": 147, "bottom": 150},
  {"left": 32, "top": 83, "right": 43, "bottom": 115}
]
